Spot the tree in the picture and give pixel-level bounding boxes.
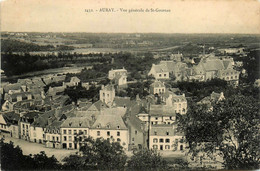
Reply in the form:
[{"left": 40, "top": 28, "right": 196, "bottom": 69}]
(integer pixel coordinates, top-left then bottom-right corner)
[
  {"left": 0, "top": 139, "right": 61, "bottom": 170},
  {"left": 63, "top": 137, "right": 127, "bottom": 170},
  {"left": 178, "top": 94, "right": 260, "bottom": 170},
  {"left": 127, "top": 148, "right": 169, "bottom": 170}
]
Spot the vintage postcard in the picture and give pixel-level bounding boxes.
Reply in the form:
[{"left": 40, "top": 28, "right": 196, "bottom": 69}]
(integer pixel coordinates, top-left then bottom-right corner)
[{"left": 0, "top": 0, "right": 259, "bottom": 170}]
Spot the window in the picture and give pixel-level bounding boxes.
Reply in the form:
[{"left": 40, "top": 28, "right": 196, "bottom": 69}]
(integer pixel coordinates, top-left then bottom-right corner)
[
  {"left": 159, "top": 138, "right": 164, "bottom": 143},
  {"left": 107, "top": 131, "right": 110, "bottom": 136},
  {"left": 56, "top": 137, "right": 59, "bottom": 141},
  {"left": 103, "top": 93, "right": 105, "bottom": 97},
  {"left": 132, "top": 138, "right": 134, "bottom": 141},
  {"left": 180, "top": 145, "right": 183, "bottom": 151},
  {"left": 164, "top": 74, "right": 166, "bottom": 77},
  {"left": 74, "top": 130, "right": 77, "bottom": 134},
  {"left": 22, "top": 124, "right": 25, "bottom": 128},
  {"left": 153, "top": 145, "right": 158, "bottom": 149},
  {"left": 68, "top": 130, "right": 72, "bottom": 134},
  {"left": 69, "top": 136, "right": 72, "bottom": 141},
  {"left": 63, "top": 136, "right": 67, "bottom": 141},
  {"left": 26, "top": 125, "right": 28, "bottom": 129},
  {"left": 97, "top": 131, "right": 100, "bottom": 136},
  {"left": 159, "top": 74, "right": 162, "bottom": 77},
  {"left": 117, "top": 131, "right": 120, "bottom": 136},
  {"left": 47, "top": 135, "right": 50, "bottom": 140},
  {"left": 117, "top": 126, "right": 120, "bottom": 129},
  {"left": 165, "top": 145, "right": 170, "bottom": 149},
  {"left": 135, "top": 130, "right": 137, "bottom": 135},
  {"left": 69, "top": 143, "right": 72, "bottom": 148},
  {"left": 155, "top": 117, "right": 158, "bottom": 120},
  {"left": 166, "top": 131, "right": 169, "bottom": 135},
  {"left": 117, "top": 138, "right": 121, "bottom": 142},
  {"left": 166, "top": 139, "right": 170, "bottom": 143},
  {"left": 153, "top": 138, "right": 158, "bottom": 143},
  {"left": 84, "top": 130, "right": 87, "bottom": 135},
  {"left": 52, "top": 136, "right": 55, "bottom": 141},
  {"left": 179, "top": 104, "right": 181, "bottom": 108},
  {"left": 154, "top": 131, "right": 157, "bottom": 135}
]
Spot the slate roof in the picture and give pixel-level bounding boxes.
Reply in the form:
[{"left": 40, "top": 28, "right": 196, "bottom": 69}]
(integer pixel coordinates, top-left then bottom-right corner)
[
  {"left": 31, "top": 110, "right": 56, "bottom": 127},
  {"left": 60, "top": 117, "right": 91, "bottom": 128},
  {"left": 2, "top": 112, "right": 20, "bottom": 126},
  {"left": 150, "top": 124, "right": 175, "bottom": 136},
  {"left": 91, "top": 114, "right": 127, "bottom": 130},
  {"left": 45, "top": 120, "right": 63, "bottom": 132},
  {"left": 100, "top": 107, "right": 127, "bottom": 117},
  {"left": 113, "top": 97, "right": 133, "bottom": 108},
  {"left": 149, "top": 105, "right": 176, "bottom": 116}
]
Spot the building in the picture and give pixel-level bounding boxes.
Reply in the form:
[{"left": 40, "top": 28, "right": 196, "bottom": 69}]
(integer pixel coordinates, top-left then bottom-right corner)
[
  {"left": 163, "top": 91, "right": 188, "bottom": 115},
  {"left": 126, "top": 102, "right": 148, "bottom": 150},
  {"left": 2, "top": 92, "right": 34, "bottom": 111},
  {"left": 45, "top": 120, "right": 63, "bottom": 149},
  {"left": 148, "top": 61, "right": 188, "bottom": 80},
  {"left": 149, "top": 124, "right": 186, "bottom": 151},
  {"left": 0, "top": 112, "right": 20, "bottom": 138},
  {"left": 90, "top": 114, "right": 129, "bottom": 150},
  {"left": 99, "top": 84, "right": 115, "bottom": 106},
  {"left": 198, "top": 91, "right": 225, "bottom": 111},
  {"left": 63, "top": 76, "right": 81, "bottom": 87},
  {"left": 30, "top": 110, "right": 56, "bottom": 144},
  {"left": 190, "top": 56, "right": 240, "bottom": 85},
  {"left": 150, "top": 80, "right": 166, "bottom": 95},
  {"left": 60, "top": 117, "right": 91, "bottom": 149},
  {"left": 108, "top": 68, "right": 128, "bottom": 87},
  {"left": 108, "top": 68, "right": 127, "bottom": 80},
  {"left": 19, "top": 111, "right": 41, "bottom": 141}
]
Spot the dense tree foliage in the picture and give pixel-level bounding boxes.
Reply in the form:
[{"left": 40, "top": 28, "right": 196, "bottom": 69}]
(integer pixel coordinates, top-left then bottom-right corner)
[
  {"left": 62, "top": 137, "right": 127, "bottom": 170},
  {"left": 64, "top": 84, "right": 100, "bottom": 103},
  {"left": 178, "top": 94, "right": 260, "bottom": 170},
  {"left": 242, "top": 49, "right": 260, "bottom": 83},
  {"left": 0, "top": 139, "right": 61, "bottom": 170},
  {"left": 127, "top": 149, "right": 169, "bottom": 170}
]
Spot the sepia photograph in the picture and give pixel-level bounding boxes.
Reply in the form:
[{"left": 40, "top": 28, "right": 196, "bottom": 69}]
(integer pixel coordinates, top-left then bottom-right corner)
[{"left": 0, "top": 0, "right": 259, "bottom": 170}]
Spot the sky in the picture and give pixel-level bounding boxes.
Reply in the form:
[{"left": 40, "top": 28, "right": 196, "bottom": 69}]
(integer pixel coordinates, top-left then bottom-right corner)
[{"left": 1, "top": 0, "right": 260, "bottom": 34}]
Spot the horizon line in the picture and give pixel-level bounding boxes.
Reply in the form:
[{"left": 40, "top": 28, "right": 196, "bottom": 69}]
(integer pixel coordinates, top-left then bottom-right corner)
[{"left": 1, "top": 31, "right": 260, "bottom": 35}]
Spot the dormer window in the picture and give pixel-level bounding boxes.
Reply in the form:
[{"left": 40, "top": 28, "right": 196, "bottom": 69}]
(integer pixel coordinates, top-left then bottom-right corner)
[
  {"left": 79, "top": 122, "right": 82, "bottom": 127},
  {"left": 69, "top": 122, "right": 72, "bottom": 127},
  {"left": 107, "top": 124, "right": 110, "bottom": 129},
  {"left": 166, "top": 131, "right": 169, "bottom": 135},
  {"left": 117, "top": 126, "right": 120, "bottom": 129},
  {"left": 154, "top": 131, "right": 157, "bottom": 135},
  {"left": 97, "top": 124, "right": 101, "bottom": 128}
]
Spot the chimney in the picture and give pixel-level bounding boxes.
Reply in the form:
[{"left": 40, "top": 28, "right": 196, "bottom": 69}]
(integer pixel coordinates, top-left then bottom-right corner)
[
  {"left": 101, "top": 85, "right": 104, "bottom": 89},
  {"left": 182, "top": 93, "right": 185, "bottom": 97}
]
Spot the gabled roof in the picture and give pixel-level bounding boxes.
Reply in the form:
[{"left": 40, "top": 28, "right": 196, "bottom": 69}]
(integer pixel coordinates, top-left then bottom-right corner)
[
  {"left": 91, "top": 114, "right": 127, "bottom": 130},
  {"left": 3, "top": 83, "right": 22, "bottom": 93},
  {"left": 60, "top": 117, "right": 91, "bottom": 128},
  {"left": 150, "top": 80, "right": 165, "bottom": 88},
  {"left": 2, "top": 112, "right": 20, "bottom": 125},
  {"left": 70, "top": 77, "right": 80, "bottom": 83},
  {"left": 101, "top": 84, "right": 115, "bottom": 91},
  {"left": 88, "top": 100, "right": 108, "bottom": 111}
]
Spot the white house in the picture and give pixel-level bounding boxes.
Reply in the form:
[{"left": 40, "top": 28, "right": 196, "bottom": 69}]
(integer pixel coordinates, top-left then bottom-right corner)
[
  {"left": 90, "top": 114, "right": 129, "bottom": 150},
  {"left": 60, "top": 117, "right": 91, "bottom": 150}
]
